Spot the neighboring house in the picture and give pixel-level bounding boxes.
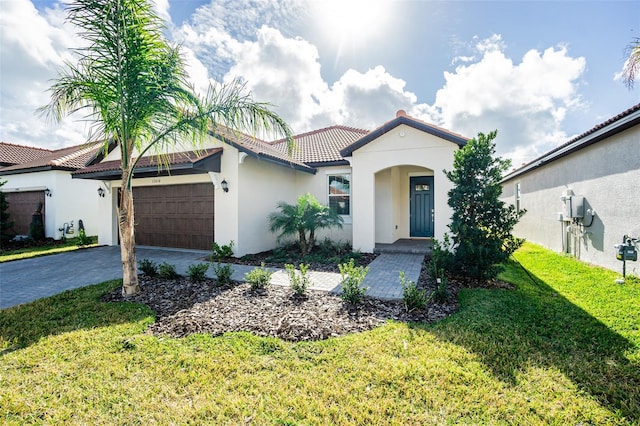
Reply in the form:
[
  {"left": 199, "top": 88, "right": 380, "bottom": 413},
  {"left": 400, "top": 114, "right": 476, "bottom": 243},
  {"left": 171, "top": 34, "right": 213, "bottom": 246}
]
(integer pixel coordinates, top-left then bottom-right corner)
[
  {"left": 73, "top": 111, "right": 469, "bottom": 255},
  {"left": 0, "top": 142, "right": 105, "bottom": 240},
  {"left": 501, "top": 103, "right": 640, "bottom": 277}
]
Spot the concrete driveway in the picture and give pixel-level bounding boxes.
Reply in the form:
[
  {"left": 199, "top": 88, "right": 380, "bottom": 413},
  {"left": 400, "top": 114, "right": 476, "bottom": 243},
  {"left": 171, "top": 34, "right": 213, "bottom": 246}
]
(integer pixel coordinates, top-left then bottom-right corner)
[{"left": 0, "top": 246, "right": 210, "bottom": 309}]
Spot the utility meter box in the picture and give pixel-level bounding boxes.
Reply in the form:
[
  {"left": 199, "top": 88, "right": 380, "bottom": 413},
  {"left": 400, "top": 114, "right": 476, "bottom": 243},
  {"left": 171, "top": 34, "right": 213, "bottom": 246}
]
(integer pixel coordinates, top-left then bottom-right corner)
[
  {"left": 564, "top": 195, "right": 585, "bottom": 218},
  {"left": 616, "top": 244, "right": 638, "bottom": 261}
]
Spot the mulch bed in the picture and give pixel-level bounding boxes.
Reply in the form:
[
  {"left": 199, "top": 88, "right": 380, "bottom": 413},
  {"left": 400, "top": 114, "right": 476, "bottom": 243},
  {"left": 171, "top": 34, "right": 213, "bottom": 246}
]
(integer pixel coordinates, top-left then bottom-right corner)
[{"left": 103, "top": 253, "right": 512, "bottom": 342}]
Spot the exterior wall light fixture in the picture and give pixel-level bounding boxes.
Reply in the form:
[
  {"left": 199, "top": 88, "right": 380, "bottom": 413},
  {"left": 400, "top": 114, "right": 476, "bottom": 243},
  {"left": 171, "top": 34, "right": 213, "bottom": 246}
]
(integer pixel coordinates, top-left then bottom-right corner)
[
  {"left": 221, "top": 179, "right": 229, "bottom": 193},
  {"left": 44, "top": 188, "right": 52, "bottom": 197},
  {"left": 98, "top": 187, "right": 105, "bottom": 198}
]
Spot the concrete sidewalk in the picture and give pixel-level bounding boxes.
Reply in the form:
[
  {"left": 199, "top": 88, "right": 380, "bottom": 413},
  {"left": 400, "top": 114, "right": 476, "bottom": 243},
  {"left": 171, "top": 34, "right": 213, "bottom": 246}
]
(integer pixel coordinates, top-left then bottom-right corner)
[{"left": 0, "top": 246, "right": 424, "bottom": 309}]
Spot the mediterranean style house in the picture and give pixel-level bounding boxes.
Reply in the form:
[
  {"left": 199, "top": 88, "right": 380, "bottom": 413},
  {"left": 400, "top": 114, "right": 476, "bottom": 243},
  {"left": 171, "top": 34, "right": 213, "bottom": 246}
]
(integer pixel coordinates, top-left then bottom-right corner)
[{"left": 71, "top": 110, "right": 469, "bottom": 256}]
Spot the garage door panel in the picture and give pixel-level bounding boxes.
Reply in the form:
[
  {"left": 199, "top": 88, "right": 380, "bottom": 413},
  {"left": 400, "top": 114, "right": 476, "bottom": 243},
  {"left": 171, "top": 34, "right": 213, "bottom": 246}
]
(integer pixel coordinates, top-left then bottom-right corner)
[
  {"left": 131, "top": 183, "right": 214, "bottom": 250},
  {"left": 4, "top": 191, "right": 46, "bottom": 236}
]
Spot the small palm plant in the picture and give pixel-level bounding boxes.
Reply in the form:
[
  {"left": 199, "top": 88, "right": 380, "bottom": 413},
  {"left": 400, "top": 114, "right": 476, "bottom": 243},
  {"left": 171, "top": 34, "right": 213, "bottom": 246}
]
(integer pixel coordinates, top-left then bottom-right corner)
[{"left": 269, "top": 193, "right": 343, "bottom": 255}]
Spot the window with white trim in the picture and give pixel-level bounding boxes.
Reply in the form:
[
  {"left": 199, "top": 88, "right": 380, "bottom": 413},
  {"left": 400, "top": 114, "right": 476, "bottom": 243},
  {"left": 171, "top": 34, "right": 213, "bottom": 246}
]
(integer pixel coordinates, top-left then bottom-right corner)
[{"left": 328, "top": 174, "right": 350, "bottom": 215}]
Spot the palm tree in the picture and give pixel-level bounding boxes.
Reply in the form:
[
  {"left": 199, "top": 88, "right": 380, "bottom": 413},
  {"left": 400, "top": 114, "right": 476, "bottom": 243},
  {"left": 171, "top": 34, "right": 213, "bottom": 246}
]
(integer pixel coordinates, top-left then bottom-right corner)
[
  {"left": 623, "top": 37, "right": 640, "bottom": 89},
  {"left": 269, "top": 193, "right": 343, "bottom": 255},
  {"left": 40, "top": 0, "right": 292, "bottom": 295}
]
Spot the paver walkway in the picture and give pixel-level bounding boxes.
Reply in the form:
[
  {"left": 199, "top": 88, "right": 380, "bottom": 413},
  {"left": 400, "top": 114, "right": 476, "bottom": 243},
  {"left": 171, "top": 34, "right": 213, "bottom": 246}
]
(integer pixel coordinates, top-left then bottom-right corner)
[{"left": 0, "top": 246, "right": 424, "bottom": 309}]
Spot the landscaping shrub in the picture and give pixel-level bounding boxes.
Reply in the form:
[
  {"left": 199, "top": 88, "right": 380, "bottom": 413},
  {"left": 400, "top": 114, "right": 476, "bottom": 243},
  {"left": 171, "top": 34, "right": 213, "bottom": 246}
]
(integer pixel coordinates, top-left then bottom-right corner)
[
  {"left": 212, "top": 262, "right": 233, "bottom": 285},
  {"left": 0, "top": 180, "right": 14, "bottom": 248},
  {"left": 187, "top": 263, "right": 209, "bottom": 282},
  {"left": 285, "top": 263, "right": 310, "bottom": 296},
  {"left": 212, "top": 240, "right": 234, "bottom": 260},
  {"left": 432, "top": 269, "right": 449, "bottom": 304},
  {"left": 76, "top": 228, "right": 91, "bottom": 247},
  {"left": 158, "top": 262, "right": 179, "bottom": 279},
  {"left": 444, "top": 130, "right": 526, "bottom": 279},
  {"left": 400, "top": 271, "right": 429, "bottom": 312},
  {"left": 339, "top": 258, "right": 369, "bottom": 304},
  {"left": 245, "top": 262, "right": 272, "bottom": 290},
  {"left": 268, "top": 193, "right": 343, "bottom": 255},
  {"left": 138, "top": 258, "right": 158, "bottom": 277}
]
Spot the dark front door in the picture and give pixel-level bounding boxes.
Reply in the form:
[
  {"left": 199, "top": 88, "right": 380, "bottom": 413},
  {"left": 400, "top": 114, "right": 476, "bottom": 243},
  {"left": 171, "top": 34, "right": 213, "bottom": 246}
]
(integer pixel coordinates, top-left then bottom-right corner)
[{"left": 410, "top": 176, "right": 434, "bottom": 238}]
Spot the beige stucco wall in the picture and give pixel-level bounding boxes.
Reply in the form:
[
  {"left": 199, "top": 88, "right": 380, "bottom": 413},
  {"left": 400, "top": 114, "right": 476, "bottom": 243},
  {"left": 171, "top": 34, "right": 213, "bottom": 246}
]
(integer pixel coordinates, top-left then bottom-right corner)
[
  {"left": 348, "top": 124, "right": 459, "bottom": 252},
  {"left": 2, "top": 170, "right": 101, "bottom": 240},
  {"left": 501, "top": 125, "right": 640, "bottom": 277}
]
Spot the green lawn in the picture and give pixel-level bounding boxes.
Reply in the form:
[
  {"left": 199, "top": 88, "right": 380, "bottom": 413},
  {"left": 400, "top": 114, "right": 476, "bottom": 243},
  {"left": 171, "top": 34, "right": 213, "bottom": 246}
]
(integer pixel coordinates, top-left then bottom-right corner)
[
  {"left": 1, "top": 243, "right": 638, "bottom": 425},
  {"left": 0, "top": 237, "right": 98, "bottom": 262}
]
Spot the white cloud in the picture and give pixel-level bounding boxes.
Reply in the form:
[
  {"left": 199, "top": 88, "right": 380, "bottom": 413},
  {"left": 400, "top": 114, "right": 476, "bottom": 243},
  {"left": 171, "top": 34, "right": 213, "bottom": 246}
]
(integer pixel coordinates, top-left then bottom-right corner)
[
  {"left": 0, "top": 0, "right": 86, "bottom": 149},
  {"left": 420, "top": 36, "right": 586, "bottom": 163}
]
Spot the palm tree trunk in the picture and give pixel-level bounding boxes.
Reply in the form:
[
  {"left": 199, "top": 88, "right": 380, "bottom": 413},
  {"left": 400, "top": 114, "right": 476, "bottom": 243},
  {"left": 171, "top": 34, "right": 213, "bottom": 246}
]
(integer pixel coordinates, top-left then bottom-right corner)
[
  {"left": 308, "top": 230, "right": 315, "bottom": 254},
  {"left": 298, "top": 228, "right": 307, "bottom": 255},
  {"left": 119, "top": 168, "right": 139, "bottom": 295}
]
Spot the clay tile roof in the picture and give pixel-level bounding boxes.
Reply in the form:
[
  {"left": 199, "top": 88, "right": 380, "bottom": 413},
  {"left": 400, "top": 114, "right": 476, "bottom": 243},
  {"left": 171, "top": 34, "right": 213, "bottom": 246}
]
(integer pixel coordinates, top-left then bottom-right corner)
[
  {"left": 209, "top": 126, "right": 316, "bottom": 173},
  {"left": 0, "top": 142, "right": 104, "bottom": 175},
  {"left": 0, "top": 142, "right": 52, "bottom": 167},
  {"left": 271, "top": 125, "right": 369, "bottom": 165}
]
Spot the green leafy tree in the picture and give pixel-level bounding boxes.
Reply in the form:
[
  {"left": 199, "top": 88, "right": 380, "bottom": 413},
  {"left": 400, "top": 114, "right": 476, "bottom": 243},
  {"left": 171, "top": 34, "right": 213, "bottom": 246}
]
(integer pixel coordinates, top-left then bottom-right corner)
[
  {"left": 623, "top": 37, "right": 640, "bottom": 89},
  {"left": 269, "top": 193, "right": 343, "bottom": 255},
  {"left": 40, "top": 0, "right": 292, "bottom": 295},
  {"left": 0, "top": 180, "right": 14, "bottom": 248},
  {"left": 444, "top": 130, "right": 525, "bottom": 279}
]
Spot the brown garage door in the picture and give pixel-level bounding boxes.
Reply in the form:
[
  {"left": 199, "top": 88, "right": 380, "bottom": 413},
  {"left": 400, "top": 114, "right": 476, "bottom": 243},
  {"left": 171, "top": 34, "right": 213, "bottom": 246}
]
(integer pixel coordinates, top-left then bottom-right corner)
[
  {"left": 4, "top": 191, "right": 45, "bottom": 235},
  {"left": 132, "top": 183, "right": 214, "bottom": 250}
]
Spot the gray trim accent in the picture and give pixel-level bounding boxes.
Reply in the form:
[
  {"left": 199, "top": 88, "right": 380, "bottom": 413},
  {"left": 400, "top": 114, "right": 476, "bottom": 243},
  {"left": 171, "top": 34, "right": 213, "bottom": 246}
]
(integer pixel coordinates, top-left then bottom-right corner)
[{"left": 73, "top": 151, "right": 222, "bottom": 181}]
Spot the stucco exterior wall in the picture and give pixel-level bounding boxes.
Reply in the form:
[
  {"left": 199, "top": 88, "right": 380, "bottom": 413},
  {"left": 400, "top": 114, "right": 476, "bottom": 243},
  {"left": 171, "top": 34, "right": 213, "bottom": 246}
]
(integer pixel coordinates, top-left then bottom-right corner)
[
  {"left": 294, "top": 165, "right": 354, "bottom": 245},
  {"left": 235, "top": 155, "right": 299, "bottom": 256},
  {"left": 349, "top": 124, "right": 458, "bottom": 252},
  {"left": 501, "top": 125, "right": 640, "bottom": 277},
  {"left": 2, "top": 170, "right": 101, "bottom": 240}
]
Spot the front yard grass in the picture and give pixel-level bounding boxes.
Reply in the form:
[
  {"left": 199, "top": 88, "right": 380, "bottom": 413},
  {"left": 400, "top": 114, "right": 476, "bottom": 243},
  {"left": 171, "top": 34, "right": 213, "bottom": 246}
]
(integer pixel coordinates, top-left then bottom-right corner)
[
  {"left": 0, "top": 236, "right": 98, "bottom": 262},
  {"left": 1, "top": 243, "right": 638, "bottom": 424}
]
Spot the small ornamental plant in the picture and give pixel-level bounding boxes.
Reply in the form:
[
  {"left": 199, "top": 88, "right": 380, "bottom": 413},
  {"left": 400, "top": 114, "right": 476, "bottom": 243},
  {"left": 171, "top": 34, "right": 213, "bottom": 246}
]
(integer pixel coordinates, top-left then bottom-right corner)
[
  {"left": 285, "top": 263, "right": 311, "bottom": 296},
  {"left": 138, "top": 259, "right": 158, "bottom": 277},
  {"left": 212, "top": 262, "right": 233, "bottom": 286},
  {"left": 400, "top": 271, "right": 429, "bottom": 312},
  {"left": 187, "top": 263, "right": 209, "bottom": 282},
  {"left": 339, "top": 258, "right": 369, "bottom": 304},
  {"left": 158, "top": 262, "right": 179, "bottom": 279},
  {"left": 245, "top": 262, "right": 273, "bottom": 290}
]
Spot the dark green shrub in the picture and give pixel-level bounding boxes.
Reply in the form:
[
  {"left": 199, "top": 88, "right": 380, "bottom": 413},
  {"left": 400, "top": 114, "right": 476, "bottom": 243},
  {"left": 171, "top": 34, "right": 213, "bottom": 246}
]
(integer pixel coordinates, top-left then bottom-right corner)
[
  {"left": 28, "top": 204, "right": 45, "bottom": 241},
  {"left": 432, "top": 270, "right": 449, "bottom": 304},
  {"left": 285, "top": 263, "right": 310, "bottom": 296},
  {"left": 0, "top": 180, "right": 14, "bottom": 248},
  {"left": 400, "top": 271, "right": 429, "bottom": 312},
  {"left": 187, "top": 263, "right": 209, "bottom": 282},
  {"left": 444, "top": 131, "right": 526, "bottom": 279},
  {"left": 76, "top": 228, "right": 91, "bottom": 246},
  {"left": 245, "top": 262, "right": 272, "bottom": 290},
  {"left": 158, "top": 262, "right": 179, "bottom": 279},
  {"left": 138, "top": 258, "right": 158, "bottom": 277},
  {"left": 339, "top": 258, "right": 369, "bottom": 304},
  {"left": 212, "top": 240, "right": 234, "bottom": 260},
  {"left": 212, "top": 262, "right": 233, "bottom": 285}
]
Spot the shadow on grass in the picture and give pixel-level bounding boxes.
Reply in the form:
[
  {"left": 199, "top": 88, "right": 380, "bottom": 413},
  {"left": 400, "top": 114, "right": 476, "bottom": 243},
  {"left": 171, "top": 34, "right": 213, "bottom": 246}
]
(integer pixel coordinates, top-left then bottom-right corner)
[
  {"left": 419, "top": 260, "right": 640, "bottom": 421},
  {"left": 0, "top": 280, "right": 154, "bottom": 354}
]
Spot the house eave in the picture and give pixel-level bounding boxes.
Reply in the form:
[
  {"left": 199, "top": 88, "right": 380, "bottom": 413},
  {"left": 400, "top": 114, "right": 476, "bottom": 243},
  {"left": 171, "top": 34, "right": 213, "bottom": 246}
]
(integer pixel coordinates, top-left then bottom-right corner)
[
  {"left": 340, "top": 116, "right": 468, "bottom": 157},
  {"left": 502, "top": 107, "right": 640, "bottom": 183}
]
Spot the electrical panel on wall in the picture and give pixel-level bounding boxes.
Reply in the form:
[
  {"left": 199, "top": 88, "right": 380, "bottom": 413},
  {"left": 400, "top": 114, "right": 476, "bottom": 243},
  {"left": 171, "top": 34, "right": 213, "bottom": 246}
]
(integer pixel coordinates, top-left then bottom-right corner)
[{"left": 563, "top": 195, "right": 585, "bottom": 219}]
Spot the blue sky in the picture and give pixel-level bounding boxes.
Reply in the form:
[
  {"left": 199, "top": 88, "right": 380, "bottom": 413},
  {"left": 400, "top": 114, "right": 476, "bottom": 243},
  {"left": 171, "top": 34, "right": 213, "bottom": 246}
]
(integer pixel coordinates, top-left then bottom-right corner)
[{"left": 1, "top": 0, "right": 638, "bottom": 165}]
